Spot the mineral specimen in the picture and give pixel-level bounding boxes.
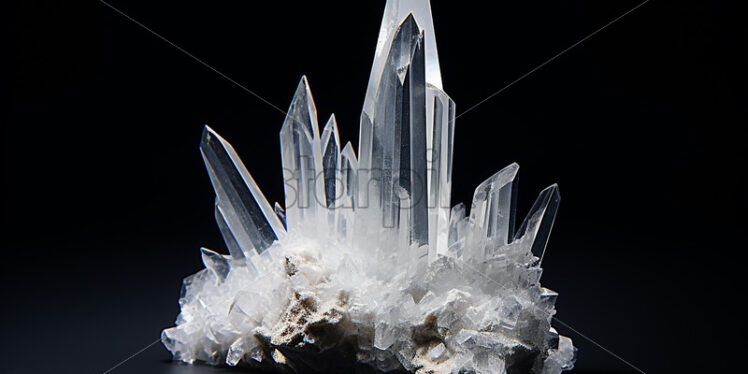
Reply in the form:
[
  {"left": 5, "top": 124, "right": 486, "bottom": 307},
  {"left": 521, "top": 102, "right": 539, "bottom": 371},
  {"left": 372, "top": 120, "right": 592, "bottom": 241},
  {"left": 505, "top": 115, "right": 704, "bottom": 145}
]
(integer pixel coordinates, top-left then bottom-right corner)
[{"left": 162, "top": 1, "right": 577, "bottom": 373}]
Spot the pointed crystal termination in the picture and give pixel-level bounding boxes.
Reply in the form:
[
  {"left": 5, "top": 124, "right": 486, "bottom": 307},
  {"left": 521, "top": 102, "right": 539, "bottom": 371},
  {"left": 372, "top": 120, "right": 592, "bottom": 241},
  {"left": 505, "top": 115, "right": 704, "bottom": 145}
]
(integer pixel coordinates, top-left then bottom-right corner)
[
  {"left": 200, "top": 247, "right": 230, "bottom": 281},
  {"left": 338, "top": 142, "right": 358, "bottom": 240},
  {"left": 321, "top": 115, "right": 341, "bottom": 209},
  {"left": 361, "top": 1, "right": 455, "bottom": 261},
  {"left": 358, "top": 15, "right": 429, "bottom": 251},
  {"left": 280, "top": 76, "right": 326, "bottom": 232},
  {"left": 273, "top": 202, "right": 287, "bottom": 229},
  {"left": 364, "top": 0, "right": 442, "bottom": 118},
  {"left": 514, "top": 184, "right": 561, "bottom": 265},
  {"left": 201, "top": 126, "right": 286, "bottom": 255},
  {"left": 340, "top": 142, "right": 358, "bottom": 210},
  {"left": 469, "top": 163, "right": 519, "bottom": 261}
]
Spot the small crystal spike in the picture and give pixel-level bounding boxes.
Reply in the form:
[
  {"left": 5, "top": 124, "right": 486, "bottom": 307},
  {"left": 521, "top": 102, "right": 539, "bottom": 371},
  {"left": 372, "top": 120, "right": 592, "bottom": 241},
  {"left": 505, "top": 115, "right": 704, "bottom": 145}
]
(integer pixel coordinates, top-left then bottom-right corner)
[
  {"left": 201, "top": 126, "right": 286, "bottom": 254},
  {"left": 339, "top": 142, "right": 358, "bottom": 210},
  {"left": 280, "top": 76, "right": 325, "bottom": 231},
  {"left": 338, "top": 142, "right": 358, "bottom": 240},
  {"left": 514, "top": 184, "right": 561, "bottom": 265},
  {"left": 214, "top": 201, "right": 244, "bottom": 260},
  {"left": 273, "top": 202, "right": 287, "bottom": 229},
  {"left": 321, "top": 114, "right": 341, "bottom": 209},
  {"left": 215, "top": 200, "right": 259, "bottom": 275},
  {"left": 200, "top": 247, "right": 230, "bottom": 281},
  {"left": 469, "top": 163, "right": 519, "bottom": 260}
]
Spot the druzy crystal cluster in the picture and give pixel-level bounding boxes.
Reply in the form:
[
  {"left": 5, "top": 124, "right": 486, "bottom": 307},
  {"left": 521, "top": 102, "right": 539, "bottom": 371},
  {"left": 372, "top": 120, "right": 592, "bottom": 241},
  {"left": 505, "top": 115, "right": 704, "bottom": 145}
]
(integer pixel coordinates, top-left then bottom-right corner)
[{"left": 162, "top": 1, "right": 576, "bottom": 373}]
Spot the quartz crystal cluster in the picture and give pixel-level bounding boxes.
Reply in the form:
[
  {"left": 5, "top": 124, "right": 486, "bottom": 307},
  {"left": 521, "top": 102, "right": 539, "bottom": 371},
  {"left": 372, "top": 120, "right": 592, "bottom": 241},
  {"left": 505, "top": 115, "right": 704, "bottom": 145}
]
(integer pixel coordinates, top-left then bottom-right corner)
[{"left": 162, "top": 1, "right": 576, "bottom": 373}]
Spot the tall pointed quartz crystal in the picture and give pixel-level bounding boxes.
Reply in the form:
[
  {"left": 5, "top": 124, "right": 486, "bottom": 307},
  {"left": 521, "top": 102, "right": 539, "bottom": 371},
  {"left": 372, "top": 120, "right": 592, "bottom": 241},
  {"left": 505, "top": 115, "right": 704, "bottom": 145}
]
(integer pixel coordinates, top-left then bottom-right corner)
[
  {"left": 280, "top": 76, "right": 326, "bottom": 232},
  {"left": 201, "top": 126, "right": 286, "bottom": 255},
  {"left": 358, "top": 15, "right": 429, "bottom": 252},
  {"left": 360, "top": 1, "right": 455, "bottom": 263},
  {"left": 514, "top": 184, "right": 561, "bottom": 265}
]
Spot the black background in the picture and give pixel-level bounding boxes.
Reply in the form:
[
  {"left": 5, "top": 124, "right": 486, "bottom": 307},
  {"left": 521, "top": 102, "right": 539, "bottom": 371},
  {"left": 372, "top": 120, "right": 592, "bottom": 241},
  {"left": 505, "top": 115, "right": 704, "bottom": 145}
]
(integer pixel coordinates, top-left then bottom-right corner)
[{"left": 5, "top": 1, "right": 747, "bottom": 373}]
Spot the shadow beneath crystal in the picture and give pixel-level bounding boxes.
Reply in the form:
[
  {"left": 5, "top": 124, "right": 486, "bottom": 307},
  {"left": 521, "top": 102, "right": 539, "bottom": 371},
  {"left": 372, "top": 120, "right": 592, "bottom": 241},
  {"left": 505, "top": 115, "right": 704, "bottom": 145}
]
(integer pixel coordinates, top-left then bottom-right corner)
[
  {"left": 159, "top": 359, "right": 407, "bottom": 374},
  {"left": 160, "top": 360, "right": 261, "bottom": 373},
  {"left": 158, "top": 361, "right": 631, "bottom": 374}
]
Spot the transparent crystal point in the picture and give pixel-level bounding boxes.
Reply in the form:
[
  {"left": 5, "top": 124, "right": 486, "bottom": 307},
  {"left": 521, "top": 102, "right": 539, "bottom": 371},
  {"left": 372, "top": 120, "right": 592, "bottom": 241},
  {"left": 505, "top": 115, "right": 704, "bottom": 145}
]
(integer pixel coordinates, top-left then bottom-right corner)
[
  {"left": 361, "top": 4, "right": 455, "bottom": 260},
  {"left": 364, "top": 0, "right": 442, "bottom": 118},
  {"left": 321, "top": 114, "right": 341, "bottom": 209},
  {"left": 280, "top": 76, "right": 325, "bottom": 231},
  {"left": 514, "top": 184, "right": 561, "bottom": 265},
  {"left": 337, "top": 142, "right": 358, "bottom": 240},
  {"left": 201, "top": 126, "right": 286, "bottom": 255},
  {"left": 340, "top": 142, "right": 358, "bottom": 210},
  {"left": 358, "top": 14, "right": 429, "bottom": 251},
  {"left": 469, "top": 163, "right": 519, "bottom": 260},
  {"left": 273, "top": 202, "right": 287, "bottom": 229},
  {"left": 200, "top": 247, "right": 230, "bottom": 281}
]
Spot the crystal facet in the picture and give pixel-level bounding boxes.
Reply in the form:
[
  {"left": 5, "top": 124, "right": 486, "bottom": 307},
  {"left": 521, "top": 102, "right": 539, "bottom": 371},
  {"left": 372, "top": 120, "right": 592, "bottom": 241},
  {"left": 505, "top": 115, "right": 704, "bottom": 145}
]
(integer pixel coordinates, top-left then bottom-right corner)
[
  {"left": 280, "top": 76, "right": 325, "bottom": 233},
  {"left": 514, "top": 183, "right": 561, "bottom": 265},
  {"left": 201, "top": 126, "right": 285, "bottom": 254},
  {"left": 164, "top": 1, "right": 575, "bottom": 373},
  {"left": 469, "top": 163, "right": 519, "bottom": 261},
  {"left": 321, "top": 114, "right": 341, "bottom": 209}
]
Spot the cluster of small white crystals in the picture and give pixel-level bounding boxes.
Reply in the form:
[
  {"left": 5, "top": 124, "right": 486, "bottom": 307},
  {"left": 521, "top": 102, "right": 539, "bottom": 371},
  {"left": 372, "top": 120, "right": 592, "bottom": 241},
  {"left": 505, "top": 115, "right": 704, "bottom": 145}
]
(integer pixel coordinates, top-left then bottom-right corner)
[{"left": 161, "top": 1, "right": 577, "bottom": 373}]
